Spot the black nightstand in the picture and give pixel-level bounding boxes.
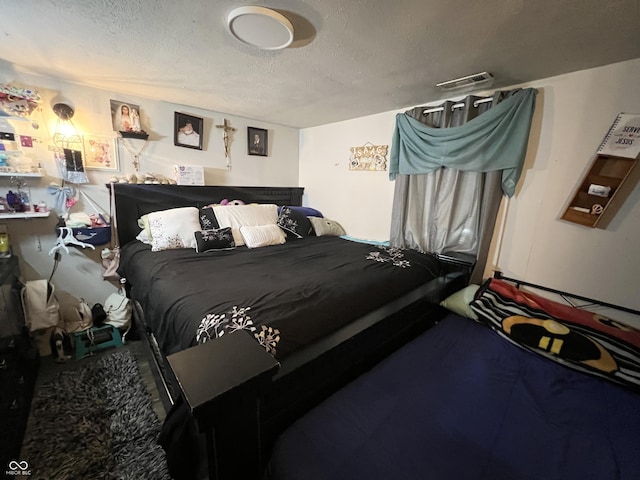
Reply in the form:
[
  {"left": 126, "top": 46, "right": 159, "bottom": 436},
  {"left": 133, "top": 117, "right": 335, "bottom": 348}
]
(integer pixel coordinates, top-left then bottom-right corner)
[{"left": 0, "top": 256, "right": 39, "bottom": 470}]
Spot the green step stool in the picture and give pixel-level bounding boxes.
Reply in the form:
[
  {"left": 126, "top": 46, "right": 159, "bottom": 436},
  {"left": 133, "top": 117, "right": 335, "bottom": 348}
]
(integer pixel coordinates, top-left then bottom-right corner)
[{"left": 74, "top": 324, "right": 123, "bottom": 360}]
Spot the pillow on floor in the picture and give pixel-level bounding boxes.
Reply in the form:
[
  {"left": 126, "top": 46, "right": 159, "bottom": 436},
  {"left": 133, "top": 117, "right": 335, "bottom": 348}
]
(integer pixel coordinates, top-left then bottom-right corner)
[{"left": 440, "top": 284, "right": 480, "bottom": 319}]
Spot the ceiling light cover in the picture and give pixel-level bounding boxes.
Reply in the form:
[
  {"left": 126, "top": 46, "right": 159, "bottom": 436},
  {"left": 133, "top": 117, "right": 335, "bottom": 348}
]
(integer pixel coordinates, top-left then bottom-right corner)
[{"left": 227, "top": 6, "right": 294, "bottom": 50}]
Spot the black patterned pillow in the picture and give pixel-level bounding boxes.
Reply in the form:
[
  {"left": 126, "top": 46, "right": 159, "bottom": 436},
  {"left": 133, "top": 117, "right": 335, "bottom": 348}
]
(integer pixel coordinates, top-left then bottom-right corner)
[
  {"left": 277, "top": 206, "right": 313, "bottom": 238},
  {"left": 194, "top": 227, "right": 235, "bottom": 253},
  {"left": 199, "top": 207, "right": 220, "bottom": 230}
]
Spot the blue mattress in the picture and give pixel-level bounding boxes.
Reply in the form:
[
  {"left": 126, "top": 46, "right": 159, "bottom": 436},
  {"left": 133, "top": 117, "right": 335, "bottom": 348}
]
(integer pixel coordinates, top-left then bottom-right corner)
[{"left": 266, "top": 313, "right": 640, "bottom": 480}]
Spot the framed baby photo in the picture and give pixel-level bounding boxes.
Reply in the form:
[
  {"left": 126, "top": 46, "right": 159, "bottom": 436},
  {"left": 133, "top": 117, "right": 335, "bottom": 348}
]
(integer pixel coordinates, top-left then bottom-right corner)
[
  {"left": 175, "top": 112, "right": 204, "bottom": 150},
  {"left": 248, "top": 127, "right": 268, "bottom": 156}
]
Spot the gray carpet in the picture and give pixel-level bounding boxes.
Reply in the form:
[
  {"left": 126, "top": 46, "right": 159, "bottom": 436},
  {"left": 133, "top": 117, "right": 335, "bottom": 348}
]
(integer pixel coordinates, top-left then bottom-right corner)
[{"left": 20, "top": 348, "right": 171, "bottom": 480}]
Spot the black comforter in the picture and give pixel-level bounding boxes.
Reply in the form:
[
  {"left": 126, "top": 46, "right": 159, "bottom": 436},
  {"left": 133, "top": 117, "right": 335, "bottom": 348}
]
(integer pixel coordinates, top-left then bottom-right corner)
[{"left": 119, "top": 236, "right": 444, "bottom": 358}]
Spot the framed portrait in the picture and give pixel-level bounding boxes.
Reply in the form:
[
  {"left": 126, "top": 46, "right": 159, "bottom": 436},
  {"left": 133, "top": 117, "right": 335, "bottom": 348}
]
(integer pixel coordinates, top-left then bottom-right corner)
[
  {"left": 82, "top": 134, "right": 119, "bottom": 171},
  {"left": 248, "top": 127, "right": 268, "bottom": 156},
  {"left": 175, "top": 112, "right": 204, "bottom": 150},
  {"left": 110, "top": 100, "right": 143, "bottom": 134}
]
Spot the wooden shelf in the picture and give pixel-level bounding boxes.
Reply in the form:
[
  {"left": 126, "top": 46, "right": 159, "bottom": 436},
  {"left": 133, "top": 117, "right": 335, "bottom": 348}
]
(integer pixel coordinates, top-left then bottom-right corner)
[
  {"left": 0, "top": 211, "right": 50, "bottom": 219},
  {"left": 561, "top": 154, "right": 639, "bottom": 228}
]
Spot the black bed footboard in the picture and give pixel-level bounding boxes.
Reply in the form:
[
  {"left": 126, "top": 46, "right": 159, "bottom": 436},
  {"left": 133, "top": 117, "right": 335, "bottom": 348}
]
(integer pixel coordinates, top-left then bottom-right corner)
[{"left": 165, "top": 271, "right": 468, "bottom": 480}]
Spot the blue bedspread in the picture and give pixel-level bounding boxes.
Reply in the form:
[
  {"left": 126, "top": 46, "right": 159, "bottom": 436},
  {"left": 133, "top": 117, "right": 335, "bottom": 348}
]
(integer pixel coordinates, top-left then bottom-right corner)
[{"left": 266, "top": 313, "right": 640, "bottom": 480}]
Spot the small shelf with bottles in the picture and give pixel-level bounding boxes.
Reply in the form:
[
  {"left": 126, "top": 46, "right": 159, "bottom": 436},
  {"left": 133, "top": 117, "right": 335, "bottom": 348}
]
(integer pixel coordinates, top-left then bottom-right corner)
[{"left": 0, "top": 170, "right": 48, "bottom": 220}]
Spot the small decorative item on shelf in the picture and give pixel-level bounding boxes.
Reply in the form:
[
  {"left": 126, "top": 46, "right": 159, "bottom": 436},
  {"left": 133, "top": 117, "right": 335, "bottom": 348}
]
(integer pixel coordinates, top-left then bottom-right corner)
[{"left": 0, "top": 197, "right": 13, "bottom": 214}]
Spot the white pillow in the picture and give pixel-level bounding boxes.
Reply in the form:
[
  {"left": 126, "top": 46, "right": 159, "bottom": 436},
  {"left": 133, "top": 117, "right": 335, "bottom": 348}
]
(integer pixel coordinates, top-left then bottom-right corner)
[
  {"left": 147, "top": 207, "right": 200, "bottom": 251},
  {"left": 136, "top": 229, "right": 152, "bottom": 245},
  {"left": 212, "top": 204, "right": 279, "bottom": 246},
  {"left": 240, "top": 224, "right": 286, "bottom": 249}
]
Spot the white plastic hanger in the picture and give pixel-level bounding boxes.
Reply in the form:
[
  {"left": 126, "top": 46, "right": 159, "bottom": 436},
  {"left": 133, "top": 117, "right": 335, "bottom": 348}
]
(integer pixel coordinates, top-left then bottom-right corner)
[{"left": 48, "top": 226, "right": 95, "bottom": 256}]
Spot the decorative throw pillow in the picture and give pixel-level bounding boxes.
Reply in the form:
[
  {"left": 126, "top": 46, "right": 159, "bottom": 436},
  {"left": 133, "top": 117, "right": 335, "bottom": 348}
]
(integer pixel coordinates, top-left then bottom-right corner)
[
  {"left": 147, "top": 207, "right": 200, "bottom": 252},
  {"left": 212, "top": 204, "right": 279, "bottom": 246},
  {"left": 240, "top": 224, "right": 286, "bottom": 249},
  {"left": 440, "top": 284, "right": 480, "bottom": 319},
  {"left": 194, "top": 227, "right": 235, "bottom": 253},
  {"left": 277, "top": 205, "right": 324, "bottom": 218},
  {"left": 277, "top": 206, "right": 313, "bottom": 238},
  {"left": 309, "top": 216, "right": 346, "bottom": 237},
  {"left": 199, "top": 206, "right": 220, "bottom": 230}
]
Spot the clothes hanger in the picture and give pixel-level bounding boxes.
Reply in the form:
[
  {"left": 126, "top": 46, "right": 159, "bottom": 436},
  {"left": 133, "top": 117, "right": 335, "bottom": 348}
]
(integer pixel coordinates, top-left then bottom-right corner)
[{"left": 48, "top": 226, "right": 95, "bottom": 256}]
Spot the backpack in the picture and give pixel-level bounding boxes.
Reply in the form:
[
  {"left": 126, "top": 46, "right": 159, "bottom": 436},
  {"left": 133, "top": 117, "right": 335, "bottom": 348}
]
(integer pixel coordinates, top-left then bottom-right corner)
[{"left": 21, "top": 279, "right": 60, "bottom": 332}]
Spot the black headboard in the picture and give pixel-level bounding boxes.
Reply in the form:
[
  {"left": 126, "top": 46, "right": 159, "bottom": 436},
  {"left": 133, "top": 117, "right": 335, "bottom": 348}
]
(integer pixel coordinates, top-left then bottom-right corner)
[{"left": 111, "top": 184, "right": 304, "bottom": 246}]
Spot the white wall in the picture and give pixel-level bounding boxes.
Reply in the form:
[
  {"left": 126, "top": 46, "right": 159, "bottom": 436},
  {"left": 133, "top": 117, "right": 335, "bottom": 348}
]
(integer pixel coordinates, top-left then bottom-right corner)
[
  {"left": 0, "top": 68, "right": 299, "bottom": 305},
  {"left": 4, "top": 59, "right": 639, "bottom": 322},
  {"left": 300, "top": 58, "right": 640, "bottom": 316},
  {"left": 491, "top": 59, "right": 640, "bottom": 314},
  {"left": 299, "top": 112, "right": 397, "bottom": 241}
]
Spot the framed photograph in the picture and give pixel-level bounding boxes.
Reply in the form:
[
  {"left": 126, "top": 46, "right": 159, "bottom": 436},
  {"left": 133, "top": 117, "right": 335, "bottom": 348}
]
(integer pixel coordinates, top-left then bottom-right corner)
[
  {"left": 82, "top": 134, "right": 119, "bottom": 171},
  {"left": 110, "top": 99, "right": 143, "bottom": 134},
  {"left": 175, "top": 112, "right": 203, "bottom": 150},
  {"left": 248, "top": 127, "right": 268, "bottom": 156}
]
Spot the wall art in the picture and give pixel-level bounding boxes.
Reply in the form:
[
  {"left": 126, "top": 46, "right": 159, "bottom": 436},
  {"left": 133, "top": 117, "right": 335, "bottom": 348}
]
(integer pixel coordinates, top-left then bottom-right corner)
[
  {"left": 349, "top": 142, "right": 388, "bottom": 171},
  {"left": 110, "top": 100, "right": 144, "bottom": 135},
  {"left": 248, "top": 127, "right": 268, "bottom": 156},
  {"left": 175, "top": 112, "right": 203, "bottom": 150},
  {"left": 83, "top": 134, "right": 119, "bottom": 171}
]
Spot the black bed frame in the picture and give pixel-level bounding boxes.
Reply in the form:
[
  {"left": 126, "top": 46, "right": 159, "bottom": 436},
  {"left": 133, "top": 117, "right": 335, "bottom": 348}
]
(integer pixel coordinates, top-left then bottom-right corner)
[{"left": 111, "top": 184, "right": 473, "bottom": 480}]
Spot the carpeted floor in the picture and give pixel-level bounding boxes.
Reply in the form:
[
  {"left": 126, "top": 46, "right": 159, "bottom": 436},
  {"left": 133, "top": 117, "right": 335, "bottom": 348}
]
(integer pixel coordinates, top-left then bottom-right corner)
[{"left": 19, "top": 344, "right": 171, "bottom": 479}]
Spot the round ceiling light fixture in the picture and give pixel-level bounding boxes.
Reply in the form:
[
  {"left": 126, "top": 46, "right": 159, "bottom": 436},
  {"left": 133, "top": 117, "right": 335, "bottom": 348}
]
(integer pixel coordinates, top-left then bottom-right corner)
[{"left": 227, "top": 6, "right": 294, "bottom": 50}]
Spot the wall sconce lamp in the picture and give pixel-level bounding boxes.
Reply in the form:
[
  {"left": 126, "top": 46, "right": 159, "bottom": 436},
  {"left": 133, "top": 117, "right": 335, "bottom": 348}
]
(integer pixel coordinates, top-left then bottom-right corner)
[{"left": 52, "top": 103, "right": 82, "bottom": 149}]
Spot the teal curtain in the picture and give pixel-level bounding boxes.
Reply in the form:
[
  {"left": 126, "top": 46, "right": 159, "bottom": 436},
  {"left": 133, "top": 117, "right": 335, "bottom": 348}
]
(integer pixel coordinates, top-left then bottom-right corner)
[{"left": 389, "top": 88, "right": 537, "bottom": 197}]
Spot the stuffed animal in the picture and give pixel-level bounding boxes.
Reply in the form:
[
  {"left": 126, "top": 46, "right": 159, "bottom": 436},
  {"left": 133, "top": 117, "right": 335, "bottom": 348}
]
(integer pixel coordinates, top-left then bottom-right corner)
[{"left": 219, "top": 198, "right": 245, "bottom": 206}]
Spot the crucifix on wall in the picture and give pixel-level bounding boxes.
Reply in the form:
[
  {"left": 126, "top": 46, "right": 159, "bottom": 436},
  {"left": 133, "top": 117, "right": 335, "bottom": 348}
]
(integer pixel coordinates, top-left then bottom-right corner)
[{"left": 216, "top": 118, "right": 236, "bottom": 169}]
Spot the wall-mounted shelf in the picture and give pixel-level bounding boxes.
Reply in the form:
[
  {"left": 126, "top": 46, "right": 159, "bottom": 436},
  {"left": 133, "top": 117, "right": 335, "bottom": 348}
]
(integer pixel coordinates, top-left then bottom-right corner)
[
  {"left": 0, "top": 170, "right": 44, "bottom": 178},
  {"left": 561, "top": 113, "right": 640, "bottom": 228},
  {"left": 561, "top": 154, "right": 639, "bottom": 228},
  {"left": 0, "top": 211, "right": 49, "bottom": 219}
]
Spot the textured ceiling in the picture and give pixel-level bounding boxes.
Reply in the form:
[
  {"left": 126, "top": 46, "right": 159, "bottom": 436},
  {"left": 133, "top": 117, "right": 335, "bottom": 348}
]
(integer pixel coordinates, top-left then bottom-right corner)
[{"left": 1, "top": 0, "right": 639, "bottom": 128}]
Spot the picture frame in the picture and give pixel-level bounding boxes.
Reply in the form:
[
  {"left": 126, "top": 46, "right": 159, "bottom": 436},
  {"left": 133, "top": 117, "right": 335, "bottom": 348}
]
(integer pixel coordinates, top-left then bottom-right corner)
[
  {"left": 82, "top": 134, "right": 119, "bottom": 171},
  {"left": 248, "top": 127, "right": 268, "bottom": 156},
  {"left": 110, "top": 99, "right": 144, "bottom": 135},
  {"left": 174, "top": 112, "right": 204, "bottom": 150}
]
